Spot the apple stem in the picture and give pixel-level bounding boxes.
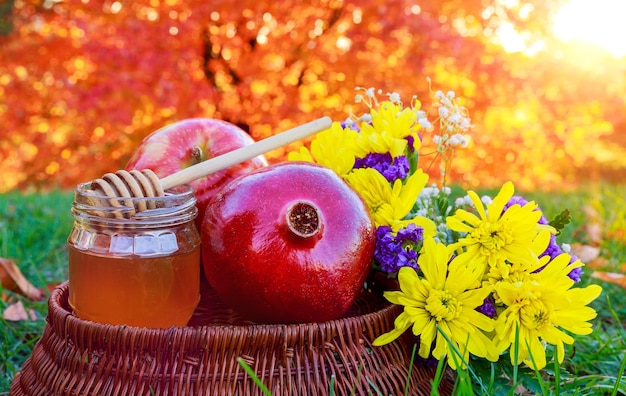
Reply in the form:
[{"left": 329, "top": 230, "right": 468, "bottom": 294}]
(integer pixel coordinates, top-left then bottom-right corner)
[
  {"left": 191, "top": 146, "right": 204, "bottom": 164},
  {"left": 286, "top": 201, "right": 321, "bottom": 239}
]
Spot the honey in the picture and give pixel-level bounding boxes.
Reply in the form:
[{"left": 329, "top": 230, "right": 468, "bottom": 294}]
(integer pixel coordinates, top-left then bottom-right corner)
[
  {"left": 68, "top": 245, "right": 200, "bottom": 327},
  {"left": 67, "top": 183, "right": 201, "bottom": 328}
]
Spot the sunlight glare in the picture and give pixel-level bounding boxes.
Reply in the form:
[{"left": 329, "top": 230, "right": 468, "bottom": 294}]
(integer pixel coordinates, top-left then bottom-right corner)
[{"left": 553, "top": 0, "right": 626, "bottom": 57}]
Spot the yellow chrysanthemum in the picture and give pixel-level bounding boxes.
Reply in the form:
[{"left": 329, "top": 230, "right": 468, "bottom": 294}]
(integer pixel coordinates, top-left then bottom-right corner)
[
  {"left": 344, "top": 167, "right": 435, "bottom": 236},
  {"left": 446, "top": 181, "right": 555, "bottom": 273},
  {"left": 373, "top": 238, "right": 498, "bottom": 369},
  {"left": 352, "top": 101, "right": 422, "bottom": 158},
  {"left": 354, "top": 122, "right": 407, "bottom": 158},
  {"left": 493, "top": 254, "right": 602, "bottom": 370},
  {"left": 484, "top": 258, "right": 546, "bottom": 305},
  {"left": 481, "top": 229, "right": 552, "bottom": 301},
  {"left": 287, "top": 122, "right": 358, "bottom": 177}
]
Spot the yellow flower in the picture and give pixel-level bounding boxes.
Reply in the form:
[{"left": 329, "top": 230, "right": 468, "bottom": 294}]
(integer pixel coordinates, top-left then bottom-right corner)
[
  {"left": 374, "top": 101, "right": 422, "bottom": 143},
  {"left": 446, "top": 181, "right": 555, "bottom": 274},
  {"left": 373, "top": 238, "right": 498, "bottom": 370},
  {"left": 287, "top": 122, "right": 358, "bottom": 177},
  {"left": 481, "top": 230, "right": 553, "bottom": 302},
  {"left": 352, "top": 101, "right": 422, "bottom": 158},
  {"left": 344, "top": 167, "right": 435, "bottom": 236},
  {"left": 493, "top": 254, "right": 602, "bottom": 370}
]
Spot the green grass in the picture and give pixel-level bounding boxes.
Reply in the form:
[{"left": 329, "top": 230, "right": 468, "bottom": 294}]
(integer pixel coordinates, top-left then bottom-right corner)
[
  {"left": 0, "top": 189, "right": 73, "bottom": 392},
  {"left": 1, "top": 185, "right": 625, "bottom": 394}
]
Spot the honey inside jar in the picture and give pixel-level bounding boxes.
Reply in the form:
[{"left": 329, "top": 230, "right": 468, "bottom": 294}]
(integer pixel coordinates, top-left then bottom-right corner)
[{"left": 67, "top": 182, "right": 201, "bottom": 328}]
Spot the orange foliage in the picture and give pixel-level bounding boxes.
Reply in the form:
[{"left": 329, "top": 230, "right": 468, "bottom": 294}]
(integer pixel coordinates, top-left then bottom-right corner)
[{"left": 1, "top": 0, "right": 625, "bottom": 192}]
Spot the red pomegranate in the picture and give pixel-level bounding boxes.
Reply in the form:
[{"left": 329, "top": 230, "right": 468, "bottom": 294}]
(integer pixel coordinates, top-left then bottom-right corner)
[{"left": 201, "top": 162, "right": 376, "bottom": 324}]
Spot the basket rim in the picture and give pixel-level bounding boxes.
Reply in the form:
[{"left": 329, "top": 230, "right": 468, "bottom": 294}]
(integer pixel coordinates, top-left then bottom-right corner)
[{"left": 48, "top": 281, "right": 399, "bottom": 334}]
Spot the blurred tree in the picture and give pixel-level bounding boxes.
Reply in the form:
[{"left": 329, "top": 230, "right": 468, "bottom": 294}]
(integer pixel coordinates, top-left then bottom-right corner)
[
  {"left": 0, "top": 0, "right": 624, "bottom": 192},
  {"left": 0, "top": 0, "right": 14, "bottom": 36}
]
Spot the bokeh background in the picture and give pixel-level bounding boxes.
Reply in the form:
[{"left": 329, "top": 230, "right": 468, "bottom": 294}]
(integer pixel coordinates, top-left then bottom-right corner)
[{"left": 1, "top": 0, "right": 625, "bottom": 192}]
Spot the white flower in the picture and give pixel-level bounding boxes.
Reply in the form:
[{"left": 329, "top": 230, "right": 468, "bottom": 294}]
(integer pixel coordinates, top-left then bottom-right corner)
[
  {"left": 460, "top": 118, "right": 472, "bottom": 130},
  {"left": 418, "top": 186, "right": 436, "bottom": 200},
  {"left": 448, "top": 113, "right": 462, "bottom": 125},
  {"left": 561, "top": 243, "right": 571, "bottom": 253},
  {"left": 415, "top": 208, "right": 428, "bottom": 217},
  {"left": 418, "top": 118, "right": 432, "bottom": 129},
  {"left": 455, "top": 195, "right": 473, "bottom": 207},
  {"left": 438, "top": 107, "right": 449, "bottom": 118},
  {"left": 481, "top": 195, "right": 493, "bottom": 205},
  {"left": 448, "top": 134, "right": 462, "bottom": 147},
  {"left": 388, "top": 92, "right": 401, "bottom": 104},
  {"left": 449, "top": 133, "right": 468, "bottom": 148}
]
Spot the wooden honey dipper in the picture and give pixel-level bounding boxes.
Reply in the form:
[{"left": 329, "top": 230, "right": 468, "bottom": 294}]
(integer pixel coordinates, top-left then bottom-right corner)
[{"left": 87, "top": 116, "right": 332, "bottom": 215}]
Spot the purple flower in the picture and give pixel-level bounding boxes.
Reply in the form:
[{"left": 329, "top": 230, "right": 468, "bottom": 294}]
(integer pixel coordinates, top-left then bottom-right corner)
[
  {"left": 540, "top": 233, "right": 563, "bottom": 260},
  {"left": 567, "top": 255, "right": 583, "bottom": 282},
  {"left": 405, "top": 135, "right": 416, "bottom": 153},
  {"left": 374, "top": 224, "right": 424, "bottom": 273},
  {"left": 475, "top": 297, "right": 497, "bottom": 318},
  {"left": 340, "top": 120, "right": 361, "bottom": 131},
  {"left": 354, "top": 153, "right": 409, "bottom": 182}
]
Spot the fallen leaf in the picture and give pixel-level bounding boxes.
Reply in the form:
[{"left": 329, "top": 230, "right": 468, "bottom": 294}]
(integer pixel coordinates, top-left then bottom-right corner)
[
  {"left": 582, "top": 204, "right": 599, "bottom": 220},
  {"left": 46, "top": 282, "right": 61, "bottom": 293},
  {"left": 570, "top": 243, "right": 601, "bottom": 263},
  {"left": 0, "top": 261, "right": 19, "bottom": 292},
  {"left": 0, "top": 257, "right": 44, "bottom": 301},
  {"left": 585, "top": 224, "right": 603, "bottom": 245},
  {"left": 606, "top": 228, "right": 626, "bottom": 243},
  {"left": 586, "top": 257, "right": 610, "bottom": 270},
  {"left": 591, "top": 271, "right": 626, "bottom": 288},
  {"left": 581, "top": 205, "right": 603, "bottom": 244},
  {"left": 2, "top": 300, "right": 38, "bottom": 321}
]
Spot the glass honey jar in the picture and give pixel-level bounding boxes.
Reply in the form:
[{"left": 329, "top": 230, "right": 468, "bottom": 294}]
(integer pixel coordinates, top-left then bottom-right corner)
[{"left": 67, "top": 183, "right": 201, "bottom": 328}]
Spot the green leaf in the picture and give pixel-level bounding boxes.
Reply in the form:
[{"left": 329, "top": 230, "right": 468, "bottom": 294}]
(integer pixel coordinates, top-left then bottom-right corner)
[
  {"left": 237, "top": 358, "right": 272, "bottom": 396},
  {"left": 549, "top": 209, "right": 572, "bottom": 233},
  {"left": 0, "top": 0, "right": 14, "bottom": 36},
  {"left": 436, "top": 195, "right": 450, "bottom": 217}
]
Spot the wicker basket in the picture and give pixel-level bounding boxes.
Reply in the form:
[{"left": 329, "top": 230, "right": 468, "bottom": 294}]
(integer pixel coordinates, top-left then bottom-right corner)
[{"left": 10, "top": 281, "right": 453, "bottom": 395}]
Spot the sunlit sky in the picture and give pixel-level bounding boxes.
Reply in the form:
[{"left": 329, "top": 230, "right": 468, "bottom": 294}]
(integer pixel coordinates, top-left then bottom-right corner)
[
  {"left": 494, "top": 0, "right": 626, "bottom": 58},
  {"left": 553, "top": 0, "right": 626, "bottom": 57}
]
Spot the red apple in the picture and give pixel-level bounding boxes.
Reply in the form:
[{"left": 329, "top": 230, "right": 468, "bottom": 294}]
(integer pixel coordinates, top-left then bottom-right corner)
[
  {"left": 202, "top": 162, "right": 376, "bottom": 324},
  {"left": 125, "top": 118, "right": 268, "bottom": 229}
]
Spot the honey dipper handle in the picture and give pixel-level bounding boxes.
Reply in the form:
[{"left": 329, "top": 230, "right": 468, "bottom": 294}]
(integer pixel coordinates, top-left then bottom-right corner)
[{"left": 159, "top": 116, "right": 333, "bottom": 190}]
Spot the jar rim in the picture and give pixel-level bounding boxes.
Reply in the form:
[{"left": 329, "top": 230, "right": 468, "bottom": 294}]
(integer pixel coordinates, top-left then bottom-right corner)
[{"left": 71, "top": 182, "right": 197, "bottom": 227}]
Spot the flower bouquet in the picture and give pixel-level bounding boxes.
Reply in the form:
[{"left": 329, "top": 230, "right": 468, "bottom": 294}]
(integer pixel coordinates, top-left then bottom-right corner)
[{"left": 288, "top": 84, "right": 603, "bottom": 383}]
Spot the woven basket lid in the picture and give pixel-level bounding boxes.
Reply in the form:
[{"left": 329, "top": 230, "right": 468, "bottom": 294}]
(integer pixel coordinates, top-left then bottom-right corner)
[{"left": 10, "top": 281, "right": 454, "bottom": 395}]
